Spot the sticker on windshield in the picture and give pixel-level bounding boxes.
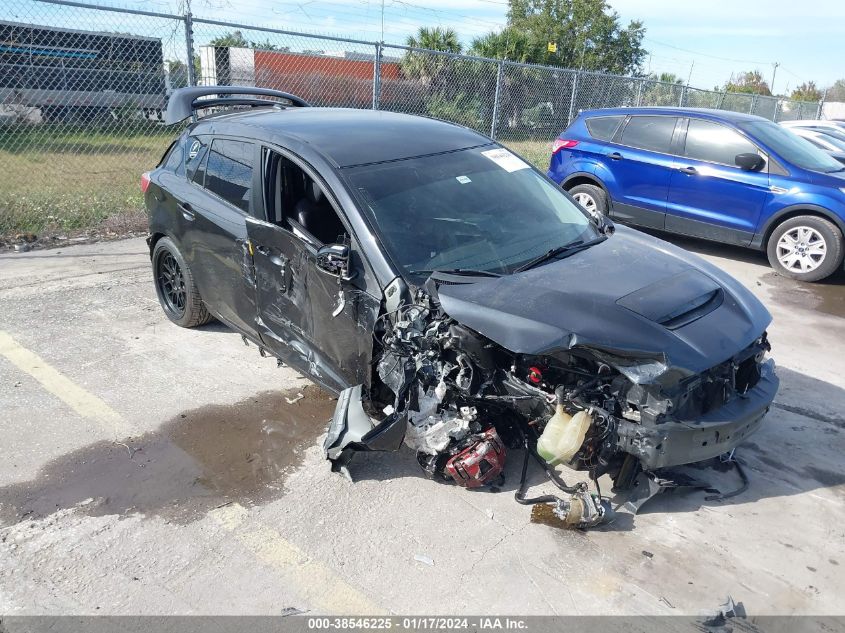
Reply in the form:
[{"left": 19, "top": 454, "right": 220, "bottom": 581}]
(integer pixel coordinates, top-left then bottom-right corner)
[
  {"left": 455, "top": 175, "right": 471, "bottom": 184},
  {"left": 481, "top": 148, "right": 529, "bottom": 172}
]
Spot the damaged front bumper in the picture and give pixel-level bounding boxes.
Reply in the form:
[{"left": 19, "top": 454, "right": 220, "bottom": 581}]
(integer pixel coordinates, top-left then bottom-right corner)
[
  {"left": 324, "top": 384, "right": 406, "bottom": 475},
  {"left": 616, "top": 360, "right": 778, "bottom": 470}
]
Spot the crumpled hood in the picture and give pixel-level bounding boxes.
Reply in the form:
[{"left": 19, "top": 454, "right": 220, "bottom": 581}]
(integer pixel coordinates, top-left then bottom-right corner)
[{"left": 436, "top": 226, "right": 771, "bottom": 384}]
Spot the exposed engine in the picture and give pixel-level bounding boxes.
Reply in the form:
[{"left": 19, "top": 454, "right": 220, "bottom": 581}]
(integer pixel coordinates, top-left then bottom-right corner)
[{"left": 325, "top": 281, "right": 775, "bottom": 528}]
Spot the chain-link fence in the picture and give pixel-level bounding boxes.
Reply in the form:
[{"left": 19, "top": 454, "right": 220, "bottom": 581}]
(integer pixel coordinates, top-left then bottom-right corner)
[{"left": 0, "top": 0, "right": 826, "bottom": 240}]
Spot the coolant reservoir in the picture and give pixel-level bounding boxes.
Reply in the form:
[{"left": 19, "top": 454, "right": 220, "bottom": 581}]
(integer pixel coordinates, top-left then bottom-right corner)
[{"left": 536, "top": 405, "right": 593, "bottom": 464}]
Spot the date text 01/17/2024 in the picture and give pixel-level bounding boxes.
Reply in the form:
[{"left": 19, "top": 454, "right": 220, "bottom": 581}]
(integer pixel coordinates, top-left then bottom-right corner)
[{"left": 306, "top": 618, "right": 528, "bottom": 630}]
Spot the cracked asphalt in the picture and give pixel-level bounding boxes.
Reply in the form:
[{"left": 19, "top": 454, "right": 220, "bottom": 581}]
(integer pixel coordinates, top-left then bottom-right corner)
[{"left": 1, "top": 235, "right": 844, "bottom": 615}]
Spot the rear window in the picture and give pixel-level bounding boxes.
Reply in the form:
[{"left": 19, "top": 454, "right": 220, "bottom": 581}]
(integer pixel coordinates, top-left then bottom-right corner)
[
  {"left": 162, "top": 139, "right": 185, "bottom": 175},
  {"left": 620, "top": 116, "right": 678, "bottom": 153},
  {"left": 585, "top": 116, "right": 624, "bottom": 141},
  {"left": 204, "top": 139, "right": 254, "bottom": 213}
]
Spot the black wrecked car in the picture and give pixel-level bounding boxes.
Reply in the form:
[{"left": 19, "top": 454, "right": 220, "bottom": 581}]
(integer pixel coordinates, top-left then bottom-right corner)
[{"left": 144, "top": 87, "right": 778, "bottom": 527}]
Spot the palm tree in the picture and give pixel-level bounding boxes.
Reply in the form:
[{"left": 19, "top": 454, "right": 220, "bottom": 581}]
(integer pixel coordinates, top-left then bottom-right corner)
[
  {"left": 400, "top": 27, "right": 462, "bottom": 87},
  {"left": 406, "top": 27, "right": 461, "bottom": 54}
]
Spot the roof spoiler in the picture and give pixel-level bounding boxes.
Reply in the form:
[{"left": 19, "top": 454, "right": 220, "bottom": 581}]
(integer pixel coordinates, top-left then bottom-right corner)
[{"left": 165, "top": 86, "right": 311, "bottom": 125}]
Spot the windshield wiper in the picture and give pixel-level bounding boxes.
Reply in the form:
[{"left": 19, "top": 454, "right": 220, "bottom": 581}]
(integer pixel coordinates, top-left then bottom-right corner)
[
  {"left": 515, "top": 236, "right": 607, "bottom": 273},
  {"left": 407, "top": 267, "right": 503, "bottom": 278}
]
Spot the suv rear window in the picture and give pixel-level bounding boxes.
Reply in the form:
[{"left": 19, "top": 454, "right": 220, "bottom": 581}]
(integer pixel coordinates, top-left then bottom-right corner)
[
  {"left": 205, "top": 139, "right": 254, "bottom": 213},
  {"left": 619, "top": 116, "right": 678, "bottom": 153},
  {"left": 585, "top": 116, "right": 623, "bottom": 141}
]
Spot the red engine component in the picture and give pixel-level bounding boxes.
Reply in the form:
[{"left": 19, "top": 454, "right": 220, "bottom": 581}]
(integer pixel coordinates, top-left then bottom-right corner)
[{"left": 444, "top": 428, "right": 506, "bottom": 488}]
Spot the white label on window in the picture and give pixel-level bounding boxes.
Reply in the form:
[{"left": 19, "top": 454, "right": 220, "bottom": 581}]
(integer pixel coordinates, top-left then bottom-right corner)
[
  {"left": 455, "top": 175, "right": 471, "bottom": 184},
  {"left": 481, "top": 148, "right": 529, "bottom": 172}
]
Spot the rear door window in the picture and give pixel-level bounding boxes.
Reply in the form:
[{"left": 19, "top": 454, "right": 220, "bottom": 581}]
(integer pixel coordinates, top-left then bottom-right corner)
[
  {"left": 684, "top": 119, "right": 759, "bottom": 166},
  {"left": 585, "top": 116, "right": 624, "bottom": 141},
  {"left": 619, "top": 116, "right": 678, "bottom": 153},
  {"left": 204, "top": 139, "right": 255, "bottom": 213}
]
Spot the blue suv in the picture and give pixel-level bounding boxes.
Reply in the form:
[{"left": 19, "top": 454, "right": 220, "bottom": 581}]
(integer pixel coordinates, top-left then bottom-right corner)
[{"left": 548, "top": 107, "right": 845, "bottom": 282}]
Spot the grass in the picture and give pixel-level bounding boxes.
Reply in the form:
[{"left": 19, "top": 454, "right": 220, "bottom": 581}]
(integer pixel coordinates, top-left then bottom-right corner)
[
  {"left": 0, "top": 125, "right": 555, "bottom": 239},
  {"left": 0, "top": 124, "right": 174, "bottom": 238},
  {"left": 500, "top": 138, "right": 554, "bottom": 171}
]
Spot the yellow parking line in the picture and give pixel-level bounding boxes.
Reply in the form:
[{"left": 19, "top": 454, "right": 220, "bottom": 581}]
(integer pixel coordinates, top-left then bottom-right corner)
[
  {"left": 210, "top": 503, "right": 385, "bottom": 614},
  {"left": 0, "top": 330, "right": 132, "bottom": 437}
]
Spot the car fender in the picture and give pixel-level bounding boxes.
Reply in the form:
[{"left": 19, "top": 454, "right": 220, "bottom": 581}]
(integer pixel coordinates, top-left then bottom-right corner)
[
  {"left": 588, "top": 160, "right": 623, "bottom": 197},
  {"left": 752, "top": 200, "right": 845, "bottom": 249}
]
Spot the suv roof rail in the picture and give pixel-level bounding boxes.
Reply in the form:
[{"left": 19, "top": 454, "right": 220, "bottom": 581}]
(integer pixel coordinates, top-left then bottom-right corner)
[{"left": 165, "top": 86, "right": 311, "bottom": 125}]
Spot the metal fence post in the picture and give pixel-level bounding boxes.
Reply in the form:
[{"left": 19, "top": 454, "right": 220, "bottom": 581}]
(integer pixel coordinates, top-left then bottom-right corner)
[
  {"left": 184, "top": 11, "right": 196, "bottom": 87},
  {"left": 490, "top": 60, "right": 503, "bottom": 140},
  {"left": 817, "top": 88, "right": 827, "bottom": 120},
  {"left": 748, "top": 94, "right": 757, "bottom": 114},
  {"left": 773, "top": 98, "right": 782, "bottom": 122},
  {"left": 568, "top": 71, "right": 579, "bottom": 125},
  {"left": 371, "top": 42, "right": 382, "bottom": 110},
  {"left": 634, "top": 79, "right": 643, "bottom": 107}
]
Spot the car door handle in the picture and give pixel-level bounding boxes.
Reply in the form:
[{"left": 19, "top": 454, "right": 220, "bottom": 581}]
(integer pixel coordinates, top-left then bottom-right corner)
[
  {"left": 255, "top": 244, "right": 271, "bottom": 256},
  {"left": 178, "top": 202, "right": 195, "bottom": 220},
  {"left": 608, "top": 152, "right": 623, "bottom": 160},
  {"left": 678, "top": 166, "right": 698, "bottom": 175}
]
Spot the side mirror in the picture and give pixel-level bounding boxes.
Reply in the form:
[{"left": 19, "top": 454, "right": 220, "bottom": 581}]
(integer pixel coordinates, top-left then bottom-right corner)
[
  {"left": 316, "top": 243, "right": 355, "bottom": 281},
  {"left": 735, "top": 152, "right": 765, "bottom": 171},
  {"left": 594, "top": 214, "right": 615, "bottom": 236}
]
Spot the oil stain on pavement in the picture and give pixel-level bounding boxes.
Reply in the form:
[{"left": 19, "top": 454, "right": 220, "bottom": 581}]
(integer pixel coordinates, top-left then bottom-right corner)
[{"left": 0, "top": 385, "right": 335, "bottom": 525}]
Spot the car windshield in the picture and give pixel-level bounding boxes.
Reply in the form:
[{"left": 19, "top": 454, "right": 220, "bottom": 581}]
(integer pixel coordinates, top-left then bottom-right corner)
[
  {"left": 741, "top": 120, "right": 844, "bottom": 173},
  {"left": 342, "top": 146, "right": 599, "bottom": 278}
]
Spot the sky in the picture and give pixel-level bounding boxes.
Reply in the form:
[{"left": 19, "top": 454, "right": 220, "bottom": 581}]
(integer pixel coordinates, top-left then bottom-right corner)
[{"left": 4, "top": 0, "right": 844, "bottom": 95}]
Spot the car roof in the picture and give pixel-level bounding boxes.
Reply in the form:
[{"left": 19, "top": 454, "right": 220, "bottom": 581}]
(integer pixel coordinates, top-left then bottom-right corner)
[
  {"left": 191, "top": 107, "right": 492, "bottom": 168},
  {"left": 577, "top": 106, "right": 768, "bottom": 124}
]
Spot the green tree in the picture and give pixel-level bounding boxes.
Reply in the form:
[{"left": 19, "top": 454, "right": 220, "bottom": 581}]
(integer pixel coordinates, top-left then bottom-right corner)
[
  {"left": 167, "top": 57, "right": 200, "bottom": 89},
  {"left": 724, "top": 70, "right": 771, "bottom": 96},
  {"left": 638, "top": 72, "right": 685, "bottom": 106},
  {"left": 209, "top": 31, "right": 250, "bottom": 47},
  {"left": 826, "top": 79, "right": 845, "bottom": 102},
  {"left": 650, "top": 72, "right": 683, "bottom": 85},
  {"left": 498, "top": 0, "right": 646, "bottom": 73},
  {"left": 469, "top": 27, "right": 532, "bottom": 62},
  {"left": 400, "top": 27, "right": 462, "bottom": 87},
  {"left": 406, "top": 26, "right": 461, "bottom": 53},
  {"left": 207, "top": 31, "right": 285, "bottom": 50},
  {"left": 791, "top": 81, "right": 822, "bottom": 102}
]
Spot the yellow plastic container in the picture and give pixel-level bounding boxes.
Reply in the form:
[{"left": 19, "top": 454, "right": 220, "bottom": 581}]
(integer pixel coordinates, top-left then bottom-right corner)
[{"left": 536, "top": 405, "right": 593, "bottom": 464}]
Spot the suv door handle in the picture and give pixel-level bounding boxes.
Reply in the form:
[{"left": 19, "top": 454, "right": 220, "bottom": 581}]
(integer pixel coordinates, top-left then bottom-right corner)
[
  {"left": 255, "top": 244, "right": 271, "bottom": 256},
  {"left": 178, "top": 202, "right": 195, "bottom": 220},
  {"left": 678, "top": 166, "right": 698, "bottom": 175},
  {"left": 608, "top": 152, "right": 623, "bottom": 160}
]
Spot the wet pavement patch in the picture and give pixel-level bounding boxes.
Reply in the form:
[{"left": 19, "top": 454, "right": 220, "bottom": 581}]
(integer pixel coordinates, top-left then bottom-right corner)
[
  {"left": 0, "top": 385, "right": 335, "bottom": 526},
  {"left": 761, "top": 272, "right": 845, "bottom": 319}
]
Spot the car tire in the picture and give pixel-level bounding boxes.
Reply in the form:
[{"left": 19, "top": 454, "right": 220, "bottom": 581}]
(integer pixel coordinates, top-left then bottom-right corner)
[
  {"left": 152, "top": 237, "right": 213, "bottom": 327},
  {"left": 567, "top": 183, "right": 609, "bottom": 218},
  {"left": 766, "top": 215, "right": 844, "bottom": 282}
]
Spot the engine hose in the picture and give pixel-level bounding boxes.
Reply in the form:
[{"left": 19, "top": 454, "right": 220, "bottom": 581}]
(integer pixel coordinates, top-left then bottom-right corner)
[
  {"left": 525, "top": 426, "right": 580, "bottom": 493},
  {"left": 514, "top": 439, "right": 562, "bottom": 506}
]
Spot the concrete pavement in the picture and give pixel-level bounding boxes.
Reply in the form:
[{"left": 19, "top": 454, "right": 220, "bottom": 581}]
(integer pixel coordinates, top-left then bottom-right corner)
[{"left": 1, "top": 235, "right": 844, "bottom": 615}]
